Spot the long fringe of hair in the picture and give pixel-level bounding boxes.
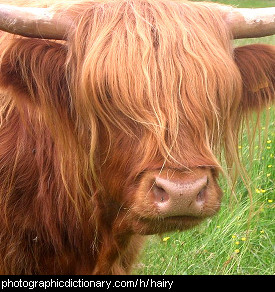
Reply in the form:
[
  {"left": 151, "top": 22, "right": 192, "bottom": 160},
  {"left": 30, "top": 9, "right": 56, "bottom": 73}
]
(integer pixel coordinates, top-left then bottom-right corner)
[{"left": 65, "top": 0, "right": 244, "bottom": 188}]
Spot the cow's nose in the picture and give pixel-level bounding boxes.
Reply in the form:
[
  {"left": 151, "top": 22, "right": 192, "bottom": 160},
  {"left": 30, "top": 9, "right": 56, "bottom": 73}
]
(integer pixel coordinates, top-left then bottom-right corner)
[{"left": 152, "top": 176, "right": 208, "bottom": 217}]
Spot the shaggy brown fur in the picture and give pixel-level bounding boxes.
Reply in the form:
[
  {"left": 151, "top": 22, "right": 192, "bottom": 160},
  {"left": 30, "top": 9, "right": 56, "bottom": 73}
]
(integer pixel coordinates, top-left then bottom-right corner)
[{"left": 0, "top": 0, "right": 273, "bottom": 274}]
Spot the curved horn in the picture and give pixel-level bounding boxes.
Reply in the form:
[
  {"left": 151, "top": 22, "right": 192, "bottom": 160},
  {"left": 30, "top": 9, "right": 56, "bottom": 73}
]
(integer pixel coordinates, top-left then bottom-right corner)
[
  {"left": 221, "top": 6, "right": 275, "bottom": 39},
  {"left": 1, "top": 4, "right": 274, "bottom": 40},
  {"left": 0, "top": 4, "right": 72, "bottom": 40}
]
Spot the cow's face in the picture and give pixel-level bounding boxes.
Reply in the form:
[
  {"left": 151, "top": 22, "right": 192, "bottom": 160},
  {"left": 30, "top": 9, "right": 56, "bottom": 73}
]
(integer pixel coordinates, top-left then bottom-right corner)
[
  {"left": 70, "top": 3, "right": 273, "bottom": 235},
  {"left": 73, "top": 3, "right": 244, "bottom": 235}
]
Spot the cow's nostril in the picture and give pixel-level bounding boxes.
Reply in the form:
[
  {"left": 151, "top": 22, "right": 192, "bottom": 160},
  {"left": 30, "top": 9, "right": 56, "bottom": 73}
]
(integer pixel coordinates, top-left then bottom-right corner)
[
  {"left": 153, "top": 185, "right": 169, "bottom": 203},
  {"left": 196, "top": 186, "right": 207, "bottom": 204}
]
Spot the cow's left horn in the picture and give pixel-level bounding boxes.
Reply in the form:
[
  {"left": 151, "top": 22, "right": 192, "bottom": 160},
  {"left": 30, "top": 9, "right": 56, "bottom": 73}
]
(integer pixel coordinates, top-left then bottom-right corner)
[
  {"left": 221, "top": 6, "right": 275, "bottom": 39},
  {"left": 0, "top": 4, "right": 72, "bottom": 40}
]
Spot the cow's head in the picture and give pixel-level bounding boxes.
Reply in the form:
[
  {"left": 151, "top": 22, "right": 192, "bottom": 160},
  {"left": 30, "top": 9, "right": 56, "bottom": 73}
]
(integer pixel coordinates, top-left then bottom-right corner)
[{"left": 0, "top": 0, "right": 274, "bottom": 235}]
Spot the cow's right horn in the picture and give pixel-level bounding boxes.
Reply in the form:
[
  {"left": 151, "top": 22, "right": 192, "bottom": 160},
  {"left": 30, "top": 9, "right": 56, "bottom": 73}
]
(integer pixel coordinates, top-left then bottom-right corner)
[{"left": 0, "top": 4, "right": 72, "bottom": 40}]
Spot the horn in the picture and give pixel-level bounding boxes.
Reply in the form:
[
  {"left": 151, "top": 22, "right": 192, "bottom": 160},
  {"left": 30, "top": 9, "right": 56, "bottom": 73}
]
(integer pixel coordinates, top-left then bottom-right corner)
[
  {"left": 0, "top": 4, "right": 72, "bottom": 40},
  {"left": 1, "top": 4, "right": 274, "bottom": 40},
  {"left": 221, "top": 6, "right": 275, "bottom": 39}
]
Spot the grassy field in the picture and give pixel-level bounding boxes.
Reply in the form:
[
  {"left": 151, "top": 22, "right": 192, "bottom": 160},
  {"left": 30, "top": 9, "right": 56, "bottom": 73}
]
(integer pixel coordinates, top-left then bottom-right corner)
[
  {"left": 134, "top": 0, "right": 275, "bottom": 275},
  {"left": 0, "top": 0, "right": 273, "bottom": 276}
]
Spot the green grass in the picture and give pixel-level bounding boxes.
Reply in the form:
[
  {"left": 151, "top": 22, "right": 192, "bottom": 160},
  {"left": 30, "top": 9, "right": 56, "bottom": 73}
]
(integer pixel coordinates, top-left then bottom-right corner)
[{"left": 134, "top": 0, "right": 275, "bottom": 276}]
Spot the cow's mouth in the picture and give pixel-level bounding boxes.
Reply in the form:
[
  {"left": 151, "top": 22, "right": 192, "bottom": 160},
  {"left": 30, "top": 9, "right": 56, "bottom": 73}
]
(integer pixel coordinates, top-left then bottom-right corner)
[{"left": 131, "top": 214, "right": 206, "bottom": 235}]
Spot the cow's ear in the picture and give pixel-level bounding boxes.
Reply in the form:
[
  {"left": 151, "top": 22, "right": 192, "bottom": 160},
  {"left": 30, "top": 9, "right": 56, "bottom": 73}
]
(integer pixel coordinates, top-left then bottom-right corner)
[
  {"left": 0, "top": 38, "right": 67, "bottom": 107},
  {"left": 234, "top": 44, "right": 275, "bottom": 112}
]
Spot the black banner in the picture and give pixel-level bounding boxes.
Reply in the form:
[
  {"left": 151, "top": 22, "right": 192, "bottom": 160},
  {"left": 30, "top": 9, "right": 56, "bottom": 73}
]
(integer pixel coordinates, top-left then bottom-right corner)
[{"left": 0, "top": 275, "right": 271, "bottom": 290}]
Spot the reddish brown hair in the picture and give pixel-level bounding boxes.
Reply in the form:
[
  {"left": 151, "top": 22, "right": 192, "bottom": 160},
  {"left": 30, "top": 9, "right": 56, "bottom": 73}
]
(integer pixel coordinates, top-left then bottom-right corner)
[{"left": 0, "top": 0, "right": 273, "bottom": 274}]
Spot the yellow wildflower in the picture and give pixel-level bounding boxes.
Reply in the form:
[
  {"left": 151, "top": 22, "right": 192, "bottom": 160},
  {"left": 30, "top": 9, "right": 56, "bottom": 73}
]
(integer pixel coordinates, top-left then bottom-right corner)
[
  {"left": 234, "top": 249, "right": 240, "bottom": 254},
  {"left": 268, "top": 199, "right": 273, "bottom": 203},
  {"left": 235, "top": 241, "right": 240, "bottom": 245},
  {"left": 267, "top": 140, "right": 272, "bottom": 144},
  {"left": 267, "top": 165, "right": 272, "bottom": 168},
  {"left": 163, "top": 237, "right": 170, "bottom": 242},
  {"left": 241, "top": 237, "right": 246, "bottom": 241},
  {"left": 232, "top": 235, "right": 236, "bottom": 239}
]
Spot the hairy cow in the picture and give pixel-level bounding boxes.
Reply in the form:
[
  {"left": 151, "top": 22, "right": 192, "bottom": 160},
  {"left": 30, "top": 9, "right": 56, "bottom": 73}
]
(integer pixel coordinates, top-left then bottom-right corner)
[{"left": 0, "top": 0, "right": 274, "bottom": 274}]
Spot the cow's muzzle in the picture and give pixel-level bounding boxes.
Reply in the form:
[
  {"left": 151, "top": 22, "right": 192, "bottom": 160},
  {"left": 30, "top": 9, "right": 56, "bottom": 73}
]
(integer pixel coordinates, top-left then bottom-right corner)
[{"left": 131, "top": 168, "right": 222, "bottom": 234}]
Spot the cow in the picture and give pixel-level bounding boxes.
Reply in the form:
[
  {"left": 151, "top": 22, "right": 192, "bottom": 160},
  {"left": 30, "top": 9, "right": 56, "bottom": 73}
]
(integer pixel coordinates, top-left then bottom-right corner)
[{"left": 0, "top": 0, "right": 273, "bottom": 275}]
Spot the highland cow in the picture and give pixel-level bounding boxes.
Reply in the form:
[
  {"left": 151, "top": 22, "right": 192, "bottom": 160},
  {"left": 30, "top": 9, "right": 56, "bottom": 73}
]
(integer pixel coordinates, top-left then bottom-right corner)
[{"left": 0, "top": 0, "right": 274, "bottom": 274}]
